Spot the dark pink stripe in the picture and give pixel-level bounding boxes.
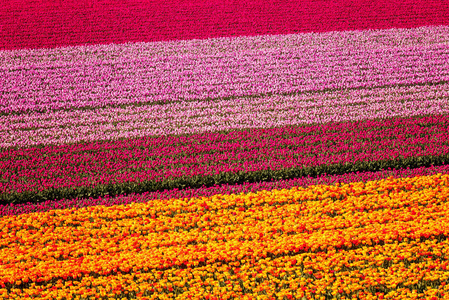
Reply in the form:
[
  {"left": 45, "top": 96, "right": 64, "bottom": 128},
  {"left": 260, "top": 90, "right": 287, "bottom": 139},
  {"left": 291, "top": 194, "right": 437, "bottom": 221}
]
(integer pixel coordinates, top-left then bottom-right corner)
[
  {"left": 1, "top": 114, "right": 448, "bottom": 196},
  {"left": 1, "top": 0, "right": 449, "bottom": 50}
]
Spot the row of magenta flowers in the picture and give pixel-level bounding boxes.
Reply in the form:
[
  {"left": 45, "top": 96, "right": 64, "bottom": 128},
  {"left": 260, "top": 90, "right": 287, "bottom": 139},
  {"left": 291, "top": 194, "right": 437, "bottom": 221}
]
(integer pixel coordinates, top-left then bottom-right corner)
[
  {"left": 0, "top": 114, "right": 447, "bottom": 203},
  {"left": 0, "top": 174, "right": 448, "bottom": 299}
]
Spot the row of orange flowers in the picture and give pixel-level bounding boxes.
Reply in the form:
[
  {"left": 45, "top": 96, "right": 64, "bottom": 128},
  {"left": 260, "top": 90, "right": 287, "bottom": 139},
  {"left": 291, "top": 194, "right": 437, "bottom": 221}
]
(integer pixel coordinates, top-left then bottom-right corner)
[
  {"left": 0, "top": 174, "right": 448, "bottom": 299},
  {"left": 4, "top": 236, "right": 449, "bottom": 299}
]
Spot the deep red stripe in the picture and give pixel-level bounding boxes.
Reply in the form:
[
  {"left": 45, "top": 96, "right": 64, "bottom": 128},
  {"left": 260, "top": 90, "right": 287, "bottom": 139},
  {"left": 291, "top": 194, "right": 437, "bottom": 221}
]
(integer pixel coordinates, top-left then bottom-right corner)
[{"left": 1, "top": 0, "right": 449, "bottom": 50}]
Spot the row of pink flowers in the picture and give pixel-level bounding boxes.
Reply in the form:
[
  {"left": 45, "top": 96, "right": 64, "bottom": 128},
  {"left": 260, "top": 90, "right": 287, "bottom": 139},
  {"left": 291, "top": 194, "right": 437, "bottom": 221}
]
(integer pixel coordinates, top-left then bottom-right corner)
[
  {"left": 2, "top": 80, "right": 448, "bottom": 148},
  {"left": 1, "top": 26, "right": 449, "bottom": 115}
]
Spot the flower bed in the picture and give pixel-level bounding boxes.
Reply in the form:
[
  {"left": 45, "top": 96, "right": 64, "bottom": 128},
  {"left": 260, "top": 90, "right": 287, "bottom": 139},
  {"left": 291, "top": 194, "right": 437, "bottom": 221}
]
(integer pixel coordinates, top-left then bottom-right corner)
[{"left": 2, "top": 1, "right": 449, "bottom": 298}]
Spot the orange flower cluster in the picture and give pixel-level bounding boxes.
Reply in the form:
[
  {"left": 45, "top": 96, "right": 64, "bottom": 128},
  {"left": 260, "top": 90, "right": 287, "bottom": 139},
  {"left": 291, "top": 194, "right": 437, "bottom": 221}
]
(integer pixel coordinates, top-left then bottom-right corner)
[{"left": 0, "top": 174, "right": 449, "bottom": 299}]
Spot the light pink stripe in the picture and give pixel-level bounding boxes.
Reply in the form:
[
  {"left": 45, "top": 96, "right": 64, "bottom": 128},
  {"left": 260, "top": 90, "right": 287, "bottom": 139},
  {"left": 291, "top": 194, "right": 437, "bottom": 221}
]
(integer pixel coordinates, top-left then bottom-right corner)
[
  {"left": 1, "top": 26, "right": 449, "bottom": 114},
  {"left": 1, "top": 82, "right": 448, "bottom": 148}
]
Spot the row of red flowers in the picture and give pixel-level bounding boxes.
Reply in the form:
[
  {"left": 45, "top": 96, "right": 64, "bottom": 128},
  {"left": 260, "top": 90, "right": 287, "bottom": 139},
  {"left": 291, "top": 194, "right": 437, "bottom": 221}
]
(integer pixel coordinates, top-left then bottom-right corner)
[{"left": 2, "top": 0, "right": 449, "bottom": 50}]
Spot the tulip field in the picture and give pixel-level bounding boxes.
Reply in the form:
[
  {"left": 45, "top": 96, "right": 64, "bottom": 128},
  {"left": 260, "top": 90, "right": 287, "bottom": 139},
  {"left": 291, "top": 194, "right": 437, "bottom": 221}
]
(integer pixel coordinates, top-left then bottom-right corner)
[{"left": 2, "top": 0, "right": 449, "bottom": 299}]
